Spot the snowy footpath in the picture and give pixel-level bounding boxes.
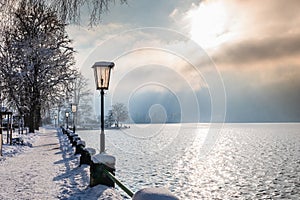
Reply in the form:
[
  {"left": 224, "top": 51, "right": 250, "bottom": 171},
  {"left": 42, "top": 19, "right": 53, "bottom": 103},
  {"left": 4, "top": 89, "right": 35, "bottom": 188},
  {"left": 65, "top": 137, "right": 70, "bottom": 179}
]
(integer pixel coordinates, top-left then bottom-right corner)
[{"left": 0, "top": 128, "right": 122, "bottom": 200}]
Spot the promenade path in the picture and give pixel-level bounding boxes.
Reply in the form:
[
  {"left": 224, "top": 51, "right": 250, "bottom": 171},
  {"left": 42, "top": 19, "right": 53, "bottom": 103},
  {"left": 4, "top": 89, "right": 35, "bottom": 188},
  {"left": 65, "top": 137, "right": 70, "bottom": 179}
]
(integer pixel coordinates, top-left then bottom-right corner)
[{"left": 0, "top": 128, "right": 121, "bottom": 200}]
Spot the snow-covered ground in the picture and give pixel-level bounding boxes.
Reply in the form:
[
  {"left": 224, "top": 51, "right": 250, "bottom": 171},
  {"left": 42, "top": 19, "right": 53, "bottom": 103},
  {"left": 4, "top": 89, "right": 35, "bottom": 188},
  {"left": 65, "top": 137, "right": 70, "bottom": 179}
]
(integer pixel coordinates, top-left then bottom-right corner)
[{"left": 0, "top": 128, "right": 122, "bottom": 200}]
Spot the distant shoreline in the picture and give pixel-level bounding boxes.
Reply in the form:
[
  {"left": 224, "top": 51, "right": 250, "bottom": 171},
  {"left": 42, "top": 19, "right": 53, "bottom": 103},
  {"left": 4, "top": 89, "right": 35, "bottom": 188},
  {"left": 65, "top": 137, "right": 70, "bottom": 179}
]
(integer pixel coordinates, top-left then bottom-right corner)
[{"left": 75, "top": 122, "right": 300, "bottom": 131}]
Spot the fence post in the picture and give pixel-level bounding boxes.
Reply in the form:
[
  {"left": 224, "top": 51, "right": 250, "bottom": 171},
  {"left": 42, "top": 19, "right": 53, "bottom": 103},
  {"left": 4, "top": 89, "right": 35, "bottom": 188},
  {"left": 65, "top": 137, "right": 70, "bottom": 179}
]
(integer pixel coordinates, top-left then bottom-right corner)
[
  {"left": 79, "top": 147, "right": 96, "bottom": 166},
  {"left": 90, "top": 153, "right": 116, "bottom": 187},
  {"left": 0, "top": 131, "right": 2, "bottom": 156}
]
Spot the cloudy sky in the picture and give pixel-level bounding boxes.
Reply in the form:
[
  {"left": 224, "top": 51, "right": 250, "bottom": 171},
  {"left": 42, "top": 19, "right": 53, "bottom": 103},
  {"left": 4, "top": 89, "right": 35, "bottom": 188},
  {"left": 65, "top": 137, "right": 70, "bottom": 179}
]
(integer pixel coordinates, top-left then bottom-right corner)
[{"left": 67, "top": 0, "right": 300, "bottom": 123}]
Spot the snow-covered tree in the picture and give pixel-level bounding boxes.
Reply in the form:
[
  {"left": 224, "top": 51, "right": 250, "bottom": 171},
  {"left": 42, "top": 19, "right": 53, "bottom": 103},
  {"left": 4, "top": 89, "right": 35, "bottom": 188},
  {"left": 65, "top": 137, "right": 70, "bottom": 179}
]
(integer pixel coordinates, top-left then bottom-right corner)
[
  {"left": 112, "top": 103, "right": 128, "bottom": 127},
  {"left": 105, "top": 109, "right": 115, "bottom": 128},
  {"left": 0, "top": 0, "right": 77, "bottom": 132},
  {"left": 71, "top": 73, "right": 93, "bottom": 126}
]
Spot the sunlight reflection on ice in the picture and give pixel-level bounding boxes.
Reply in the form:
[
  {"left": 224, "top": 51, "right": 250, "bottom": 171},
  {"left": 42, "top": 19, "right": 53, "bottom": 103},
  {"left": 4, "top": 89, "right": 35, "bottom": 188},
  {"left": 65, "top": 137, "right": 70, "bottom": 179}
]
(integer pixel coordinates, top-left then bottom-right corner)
[{"left": 78, "top": 123, "right": 300, "bottom": 199}]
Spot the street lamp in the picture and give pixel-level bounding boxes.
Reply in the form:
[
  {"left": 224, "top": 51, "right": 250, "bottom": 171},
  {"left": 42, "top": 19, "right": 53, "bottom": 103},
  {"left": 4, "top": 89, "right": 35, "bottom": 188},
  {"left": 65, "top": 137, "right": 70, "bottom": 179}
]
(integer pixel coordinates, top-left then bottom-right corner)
[
  {"left": 71, "top": 104, "right": 77, "bottom": 133},
  {"left": 65, "top": 111, "right": 69, "bottom": 129},
  {"left": 54, "top": 114, "right": 57, "bottom": 128},
  {"left": 92, "top": 61, "right": 114, "bottom": 153}
]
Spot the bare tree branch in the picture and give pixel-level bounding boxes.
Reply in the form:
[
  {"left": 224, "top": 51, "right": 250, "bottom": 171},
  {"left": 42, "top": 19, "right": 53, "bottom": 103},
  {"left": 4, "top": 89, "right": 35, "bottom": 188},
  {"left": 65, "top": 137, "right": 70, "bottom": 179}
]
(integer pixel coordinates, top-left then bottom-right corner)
[{"left": 0, "top": 0, "right": 127, "bottom": 26}]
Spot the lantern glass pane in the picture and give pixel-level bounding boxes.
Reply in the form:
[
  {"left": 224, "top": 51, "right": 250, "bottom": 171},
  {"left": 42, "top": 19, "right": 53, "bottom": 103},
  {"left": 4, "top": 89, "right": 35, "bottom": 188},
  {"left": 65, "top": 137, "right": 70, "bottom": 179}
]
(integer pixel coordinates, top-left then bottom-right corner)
[
  {"left": 94, "top": 66, "right": 111, "bottom": 89},
  {"left": 92, "top": 61, "right": 114, "bottom": 90},
  {"left": 71, "top": 105, "right": 77, "bottom": 112}
]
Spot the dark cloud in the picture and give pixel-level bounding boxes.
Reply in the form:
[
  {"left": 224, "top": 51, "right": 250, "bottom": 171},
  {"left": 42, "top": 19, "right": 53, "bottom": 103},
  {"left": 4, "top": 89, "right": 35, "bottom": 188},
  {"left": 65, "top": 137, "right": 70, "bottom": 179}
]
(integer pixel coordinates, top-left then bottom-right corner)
[
  {"left": 223, "top": 70, "right": 300, "bottom": 122},
  {"left": 128, "top": 91, "right": 182, "bottom": 123},
  {"left": 127, "top": 88, "right": 212, "bottom": 123},
  {"left": 213, "top": 33, "right": 300, "bottom": 66}
]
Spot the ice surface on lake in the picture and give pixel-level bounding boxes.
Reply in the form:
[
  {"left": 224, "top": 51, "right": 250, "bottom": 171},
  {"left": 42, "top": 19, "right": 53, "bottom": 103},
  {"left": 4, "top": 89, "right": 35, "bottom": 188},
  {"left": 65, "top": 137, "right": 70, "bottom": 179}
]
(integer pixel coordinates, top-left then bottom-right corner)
[{"left": 78, "top": 123, "right": 300, "bottom": 199}]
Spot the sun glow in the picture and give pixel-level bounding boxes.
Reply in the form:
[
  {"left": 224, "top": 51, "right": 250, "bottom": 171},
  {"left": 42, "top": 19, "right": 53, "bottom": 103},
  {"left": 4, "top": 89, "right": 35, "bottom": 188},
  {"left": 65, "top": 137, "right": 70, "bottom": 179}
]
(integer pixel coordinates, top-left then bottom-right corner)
[{"left": 188, "top": 1, "right": 232, "bottom": 49}]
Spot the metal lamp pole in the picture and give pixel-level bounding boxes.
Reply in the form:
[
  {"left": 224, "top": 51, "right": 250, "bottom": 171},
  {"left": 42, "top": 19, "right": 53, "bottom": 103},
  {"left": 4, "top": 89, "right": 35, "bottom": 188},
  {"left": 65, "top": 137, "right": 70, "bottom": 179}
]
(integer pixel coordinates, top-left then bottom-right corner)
[
  {"left": 54, "top": 115, "right": 57, "bottom": 128},
  {"left": 71, "top": 104, "right": 77, "bottom": 133},
  {"left": 73, "top": 114, "right": 75, "bottom": 133},
  {"left": 100, "top": 89, "right": 105, "bottom": 153},
  {"left": 66, "top": 112, "right": 69, "bottom": 129}
]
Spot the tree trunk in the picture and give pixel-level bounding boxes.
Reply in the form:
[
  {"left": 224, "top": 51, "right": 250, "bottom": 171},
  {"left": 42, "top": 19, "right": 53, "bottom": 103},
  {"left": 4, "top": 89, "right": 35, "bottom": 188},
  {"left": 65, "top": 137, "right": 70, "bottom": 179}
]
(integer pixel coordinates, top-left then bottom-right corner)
[
  {"left": 33, "top": 90, "right": 41, "bottom": 131},
  {"left": 28, "top": 99, "right": 38, "bottom": 133},
  {"left": 25, "top": 112, "right": 34, "bottom": 133},
  {"left": 34, "top": 104, "right": 41, "bottom": 130}
]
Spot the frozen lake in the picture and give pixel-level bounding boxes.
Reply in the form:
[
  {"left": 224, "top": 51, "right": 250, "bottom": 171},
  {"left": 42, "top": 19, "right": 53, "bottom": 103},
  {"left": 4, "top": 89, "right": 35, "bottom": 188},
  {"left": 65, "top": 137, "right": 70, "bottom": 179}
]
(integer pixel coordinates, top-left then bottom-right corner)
[{"left": 77, "top": 123, "right": 300, "bottom": 199}]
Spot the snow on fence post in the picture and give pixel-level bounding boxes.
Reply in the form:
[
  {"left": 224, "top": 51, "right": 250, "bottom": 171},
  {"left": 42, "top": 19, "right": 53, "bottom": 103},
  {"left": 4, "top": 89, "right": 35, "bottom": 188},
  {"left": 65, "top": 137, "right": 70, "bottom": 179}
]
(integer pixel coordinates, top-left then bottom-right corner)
[
  {"left": 90, "top": 153, "right": 116, "bottom": 187},
  {"left": 132, "top": 187, "right": 179, "bottom": 200}
]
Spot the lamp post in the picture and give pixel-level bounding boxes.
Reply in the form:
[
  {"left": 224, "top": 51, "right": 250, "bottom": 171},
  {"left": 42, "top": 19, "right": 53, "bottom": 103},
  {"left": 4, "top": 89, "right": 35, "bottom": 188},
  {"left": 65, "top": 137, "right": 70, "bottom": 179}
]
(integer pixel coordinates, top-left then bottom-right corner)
[
  {"left": 54, "top": 114, "right": 57, "bottom": 128},
  {"left": 65, "top": 112, "right": 69, "bottom": 129},
  {"left": 92, "top": 61, "right": 114, "bottom": 153},
  {"left": 71, "top": 104, "right": 77, "bottom": 133}
]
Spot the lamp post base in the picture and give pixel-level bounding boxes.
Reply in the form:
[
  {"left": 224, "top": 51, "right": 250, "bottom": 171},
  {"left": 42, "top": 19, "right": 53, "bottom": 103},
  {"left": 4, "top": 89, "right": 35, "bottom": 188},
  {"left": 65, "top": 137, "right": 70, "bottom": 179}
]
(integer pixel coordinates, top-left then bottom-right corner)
[{"left": 100, "top": 130, "right": 105, "bottom": 153}]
